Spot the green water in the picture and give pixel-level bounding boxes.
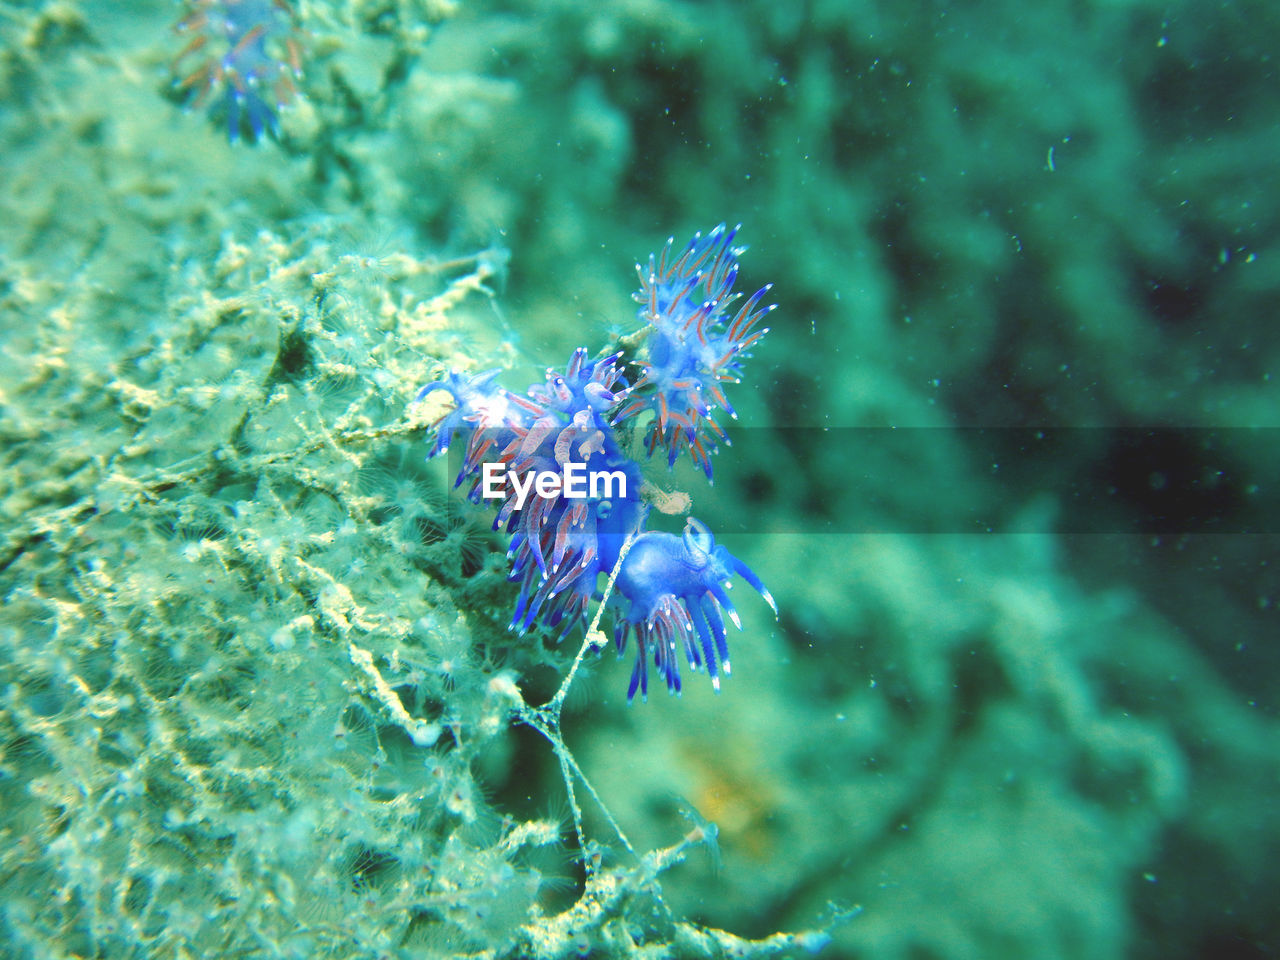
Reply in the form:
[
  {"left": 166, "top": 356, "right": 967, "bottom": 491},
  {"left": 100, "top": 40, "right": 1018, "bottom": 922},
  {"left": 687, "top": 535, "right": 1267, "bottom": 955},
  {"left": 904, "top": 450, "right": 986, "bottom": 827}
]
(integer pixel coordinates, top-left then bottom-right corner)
[{"left": 1, "top": 1, "right": 1276, "bottom": 957}]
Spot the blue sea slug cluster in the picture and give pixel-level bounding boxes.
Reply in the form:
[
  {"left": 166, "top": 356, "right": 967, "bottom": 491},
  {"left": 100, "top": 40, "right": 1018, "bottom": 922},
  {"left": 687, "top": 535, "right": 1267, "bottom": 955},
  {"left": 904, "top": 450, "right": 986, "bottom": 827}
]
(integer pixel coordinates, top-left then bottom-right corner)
[{"left": 418, "top": 225, "right": 777, "bottom": 700}]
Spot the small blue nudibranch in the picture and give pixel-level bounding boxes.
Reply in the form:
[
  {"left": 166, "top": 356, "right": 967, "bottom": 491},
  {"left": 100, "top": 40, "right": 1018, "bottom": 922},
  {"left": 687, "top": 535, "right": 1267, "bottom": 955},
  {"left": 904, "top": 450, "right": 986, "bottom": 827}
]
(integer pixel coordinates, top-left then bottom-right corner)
[
  {"left": 173, "top": 0, "right": 303, "bottom": 144},
  {"left": 610, "top": 518, "right": 775, "bottom": 701}
]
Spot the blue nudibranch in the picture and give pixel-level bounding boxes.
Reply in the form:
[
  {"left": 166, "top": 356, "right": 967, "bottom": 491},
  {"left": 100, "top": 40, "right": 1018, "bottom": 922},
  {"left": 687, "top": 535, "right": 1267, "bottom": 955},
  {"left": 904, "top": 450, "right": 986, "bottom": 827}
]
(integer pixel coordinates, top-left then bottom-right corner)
[
  {"left": 173, "top": 0, "right": 303, "bottom": 144},
  {"left": 417, "top": 226, "right": 777, "bottom": 700}
]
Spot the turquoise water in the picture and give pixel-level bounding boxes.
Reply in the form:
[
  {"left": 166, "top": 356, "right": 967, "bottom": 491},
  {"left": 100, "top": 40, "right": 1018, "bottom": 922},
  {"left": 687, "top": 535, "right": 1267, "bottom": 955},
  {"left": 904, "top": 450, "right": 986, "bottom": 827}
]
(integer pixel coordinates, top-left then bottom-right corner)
[{"left": 1, "top": 1, "right": 1276, "bottom": 957}]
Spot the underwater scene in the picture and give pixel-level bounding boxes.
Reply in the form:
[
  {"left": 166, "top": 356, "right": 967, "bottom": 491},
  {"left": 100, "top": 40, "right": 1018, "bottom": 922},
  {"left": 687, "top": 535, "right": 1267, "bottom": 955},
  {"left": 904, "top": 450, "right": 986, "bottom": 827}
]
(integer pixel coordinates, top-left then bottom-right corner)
[{"left": 1, "top": 0, "right": 1277, "bottom": 957}]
